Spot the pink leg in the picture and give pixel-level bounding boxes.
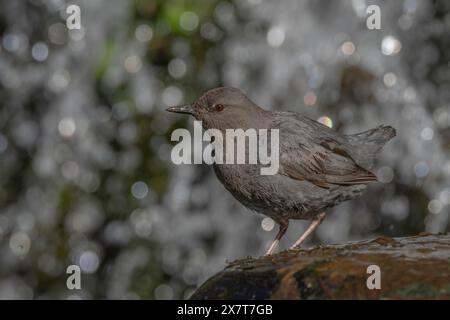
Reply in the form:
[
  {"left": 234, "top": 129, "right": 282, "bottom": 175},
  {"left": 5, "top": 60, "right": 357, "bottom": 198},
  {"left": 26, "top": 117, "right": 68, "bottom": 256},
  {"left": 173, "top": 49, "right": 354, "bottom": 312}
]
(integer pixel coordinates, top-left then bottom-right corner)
[
  {"left": 290, "top": 212, "right": 326, "bottom": 249},
  {"left": 265, "top": 221, "right": 288, "bottom": 255}
]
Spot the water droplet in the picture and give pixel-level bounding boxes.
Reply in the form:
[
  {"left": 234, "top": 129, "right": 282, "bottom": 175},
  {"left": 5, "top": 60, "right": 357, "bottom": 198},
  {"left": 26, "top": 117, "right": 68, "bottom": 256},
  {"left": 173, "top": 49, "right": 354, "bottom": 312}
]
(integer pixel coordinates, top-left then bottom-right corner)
[
  {"left": 124, "top": 55, "right": 142, "bottom": 73},
  {"left": 261, "top": 217, "right": 275, "bottom": 231},
  {"left": 9, "top": 232, "right": 31, "bottom": 256},
  {"left": 341, "top": 41, "right": 355, "bottom": 55},
  {"left": 79, "top": 251, "right": 100, "bottom": 273},
  {"left": 135, "top": 24, "right": 153, "bottom": 42},
  {"left": 154, "top": 284, "right": 174, "bottom": 300},
  {"left": 318, "top": 116, "right": 333, "bottom": 128},
  {"left": 131, "top": 181, "right": 148, "bottom": 199},
  {"left": 58, "top": 117, "right": 76, "bottom": 138},
  {"left": 377, "top": 166, "right": 394, "bottom": 183},
  {"left": 180, "top": 11, "right": 199, "bottom": 32},
  {"left": 304, "top": 91, "right": 317, "bottom": 106},
  {"left": 381, "top": 36, "right": 402, "bottom": 56},
  {"left": 414, "top": 161, "right": 429, "bottom": 178},
  {"left": 383, "top": 72, "right": 397, "bottom": 87},
  {"left": 168, "top": 58, "right": 187, "bottom": 79},
  {"left": 31, "top": 42, "right": 49, "bottom": 61},
  {"left": 428, "top": 199, "right": 442, "bottom": 214},
  {"left": 267, "top": 26, "right": 285, "bottom": 47},
  {"left": 420, "top": 127, "right": 434, "bottom": 141}
]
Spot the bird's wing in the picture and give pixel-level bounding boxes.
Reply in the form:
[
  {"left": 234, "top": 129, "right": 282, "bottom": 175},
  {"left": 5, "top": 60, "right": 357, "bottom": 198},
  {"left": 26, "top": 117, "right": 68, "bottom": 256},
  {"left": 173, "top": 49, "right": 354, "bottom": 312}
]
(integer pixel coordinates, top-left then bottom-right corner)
[{"left": 276, "top": 113, "right": 377, "bottom": 189}]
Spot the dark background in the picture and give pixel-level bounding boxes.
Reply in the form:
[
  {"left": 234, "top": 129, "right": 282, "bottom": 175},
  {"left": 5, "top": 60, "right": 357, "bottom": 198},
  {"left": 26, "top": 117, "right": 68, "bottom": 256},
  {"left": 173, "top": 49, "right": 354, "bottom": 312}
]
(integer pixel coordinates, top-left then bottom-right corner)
[{"left": 0, "top": 0, "right": 449, "bottom": 299}]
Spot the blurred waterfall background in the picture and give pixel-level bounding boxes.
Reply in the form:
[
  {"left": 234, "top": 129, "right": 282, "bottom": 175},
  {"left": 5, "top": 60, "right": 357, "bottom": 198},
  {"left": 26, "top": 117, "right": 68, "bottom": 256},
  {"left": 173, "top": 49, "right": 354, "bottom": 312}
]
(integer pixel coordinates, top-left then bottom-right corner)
[{"left": 0, "top": 0, "right": 449, "bottom": 299}]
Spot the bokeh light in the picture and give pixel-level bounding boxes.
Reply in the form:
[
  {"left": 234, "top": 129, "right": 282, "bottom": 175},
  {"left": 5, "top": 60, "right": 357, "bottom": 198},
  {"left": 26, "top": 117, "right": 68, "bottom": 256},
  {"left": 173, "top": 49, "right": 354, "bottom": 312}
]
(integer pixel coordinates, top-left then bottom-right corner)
[{"left": 0, "top": 0, "right": 448, "bottom": 300}]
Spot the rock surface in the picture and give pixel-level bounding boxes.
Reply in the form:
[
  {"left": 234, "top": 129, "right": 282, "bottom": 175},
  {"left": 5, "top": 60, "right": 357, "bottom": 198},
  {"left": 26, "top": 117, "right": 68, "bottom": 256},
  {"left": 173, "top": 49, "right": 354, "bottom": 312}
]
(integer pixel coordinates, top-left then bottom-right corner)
[{"left": 191, "top": 234, "right": 450, "bottom": 299}]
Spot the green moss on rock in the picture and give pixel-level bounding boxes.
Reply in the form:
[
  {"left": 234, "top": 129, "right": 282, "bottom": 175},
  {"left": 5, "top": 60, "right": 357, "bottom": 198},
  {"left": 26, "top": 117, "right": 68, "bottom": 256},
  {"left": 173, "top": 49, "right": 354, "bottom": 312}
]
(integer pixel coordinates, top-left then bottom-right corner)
[{"left": 191, "top": 234, "right": 450, "bottom": 300}]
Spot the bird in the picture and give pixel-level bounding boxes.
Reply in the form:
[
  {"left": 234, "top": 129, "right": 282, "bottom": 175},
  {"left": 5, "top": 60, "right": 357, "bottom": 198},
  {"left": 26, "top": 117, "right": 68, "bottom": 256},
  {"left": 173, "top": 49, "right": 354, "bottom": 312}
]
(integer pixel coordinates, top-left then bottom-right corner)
[{"left": 167, "top": 87, "right": 396, "bottom": 255}]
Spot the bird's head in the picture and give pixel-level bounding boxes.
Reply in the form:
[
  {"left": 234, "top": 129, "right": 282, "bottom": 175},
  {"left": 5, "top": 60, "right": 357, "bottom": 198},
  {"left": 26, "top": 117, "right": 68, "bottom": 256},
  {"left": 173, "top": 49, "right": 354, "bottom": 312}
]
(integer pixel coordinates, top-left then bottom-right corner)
[{"left": 166, "top": 87, "right": 265, "bottom": 130}]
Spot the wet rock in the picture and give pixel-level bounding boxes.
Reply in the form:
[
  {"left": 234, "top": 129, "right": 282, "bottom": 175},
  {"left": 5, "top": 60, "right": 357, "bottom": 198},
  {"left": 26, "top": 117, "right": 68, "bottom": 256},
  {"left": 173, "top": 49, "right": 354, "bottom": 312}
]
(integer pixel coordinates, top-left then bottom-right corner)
[{"left": 191, "top": 234, "right": 450, "bottom": 299}]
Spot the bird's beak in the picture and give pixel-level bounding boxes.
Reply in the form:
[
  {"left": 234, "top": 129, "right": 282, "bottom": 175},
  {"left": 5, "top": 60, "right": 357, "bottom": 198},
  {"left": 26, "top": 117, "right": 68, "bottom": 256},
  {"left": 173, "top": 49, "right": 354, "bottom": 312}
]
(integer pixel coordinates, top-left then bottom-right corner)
[{"left": 166, "top": 104, "right": 195, "bottom": 115}]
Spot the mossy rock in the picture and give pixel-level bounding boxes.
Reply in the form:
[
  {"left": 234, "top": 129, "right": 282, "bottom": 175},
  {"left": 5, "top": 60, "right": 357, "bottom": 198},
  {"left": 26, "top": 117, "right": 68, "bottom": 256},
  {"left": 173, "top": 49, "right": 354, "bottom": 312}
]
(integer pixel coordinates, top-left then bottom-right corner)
[{"left": 191, "top": 234, "right": 450, "bottom": 300}]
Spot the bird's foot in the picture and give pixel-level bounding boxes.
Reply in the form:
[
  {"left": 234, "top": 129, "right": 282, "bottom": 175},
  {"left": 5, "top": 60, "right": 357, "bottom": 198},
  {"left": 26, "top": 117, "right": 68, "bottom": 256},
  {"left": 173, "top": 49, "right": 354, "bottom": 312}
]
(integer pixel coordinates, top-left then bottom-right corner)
[
  {"left": 264, "top": 221, "right": 289, "bottom": 255},
  {"left": 265, "top": 239, "right": 279, "bottom": 256},
  {"left": 290, "top": 212, "right": 326, "bottom": 250}
]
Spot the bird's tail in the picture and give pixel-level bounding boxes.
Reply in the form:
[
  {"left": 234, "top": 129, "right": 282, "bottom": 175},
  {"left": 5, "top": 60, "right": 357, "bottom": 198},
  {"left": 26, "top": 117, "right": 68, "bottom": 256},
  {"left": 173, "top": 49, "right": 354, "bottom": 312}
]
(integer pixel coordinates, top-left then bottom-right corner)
[{"left": 345, "top": 125, "right": 396, "bottom": 169}]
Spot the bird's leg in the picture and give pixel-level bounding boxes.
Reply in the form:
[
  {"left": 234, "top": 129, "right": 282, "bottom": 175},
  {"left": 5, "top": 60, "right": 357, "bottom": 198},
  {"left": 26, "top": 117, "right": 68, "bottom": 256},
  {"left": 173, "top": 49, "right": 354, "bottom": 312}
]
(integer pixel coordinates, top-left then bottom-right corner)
[
  {"left": 290, "top": 212, "right": 326, "bottom": 249},
  {"left": 265, "top": 220, "right": 289, "bottom": 255}
]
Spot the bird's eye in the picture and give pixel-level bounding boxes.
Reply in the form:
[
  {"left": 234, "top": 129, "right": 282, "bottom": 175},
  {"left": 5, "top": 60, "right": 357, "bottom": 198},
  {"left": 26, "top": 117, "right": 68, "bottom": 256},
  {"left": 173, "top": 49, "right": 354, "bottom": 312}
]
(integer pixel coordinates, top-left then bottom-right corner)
[{"left": 214, "top": 104, "right": 224, "bottom": 112}]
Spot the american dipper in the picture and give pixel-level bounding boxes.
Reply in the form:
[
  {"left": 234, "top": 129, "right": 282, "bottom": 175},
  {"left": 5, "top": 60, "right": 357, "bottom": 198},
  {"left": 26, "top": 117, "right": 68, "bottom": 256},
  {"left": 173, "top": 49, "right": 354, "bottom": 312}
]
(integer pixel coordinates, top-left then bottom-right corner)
[{"left": 167, "top": 87, "right": 396, "bottom": 255}]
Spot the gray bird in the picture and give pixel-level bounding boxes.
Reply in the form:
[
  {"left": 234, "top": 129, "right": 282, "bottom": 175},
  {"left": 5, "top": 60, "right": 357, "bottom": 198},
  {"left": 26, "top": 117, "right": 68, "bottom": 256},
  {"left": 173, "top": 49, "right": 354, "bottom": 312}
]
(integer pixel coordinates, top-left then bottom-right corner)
[{"left": 167, "top": 87, "right": 396, "bottom": 255}]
